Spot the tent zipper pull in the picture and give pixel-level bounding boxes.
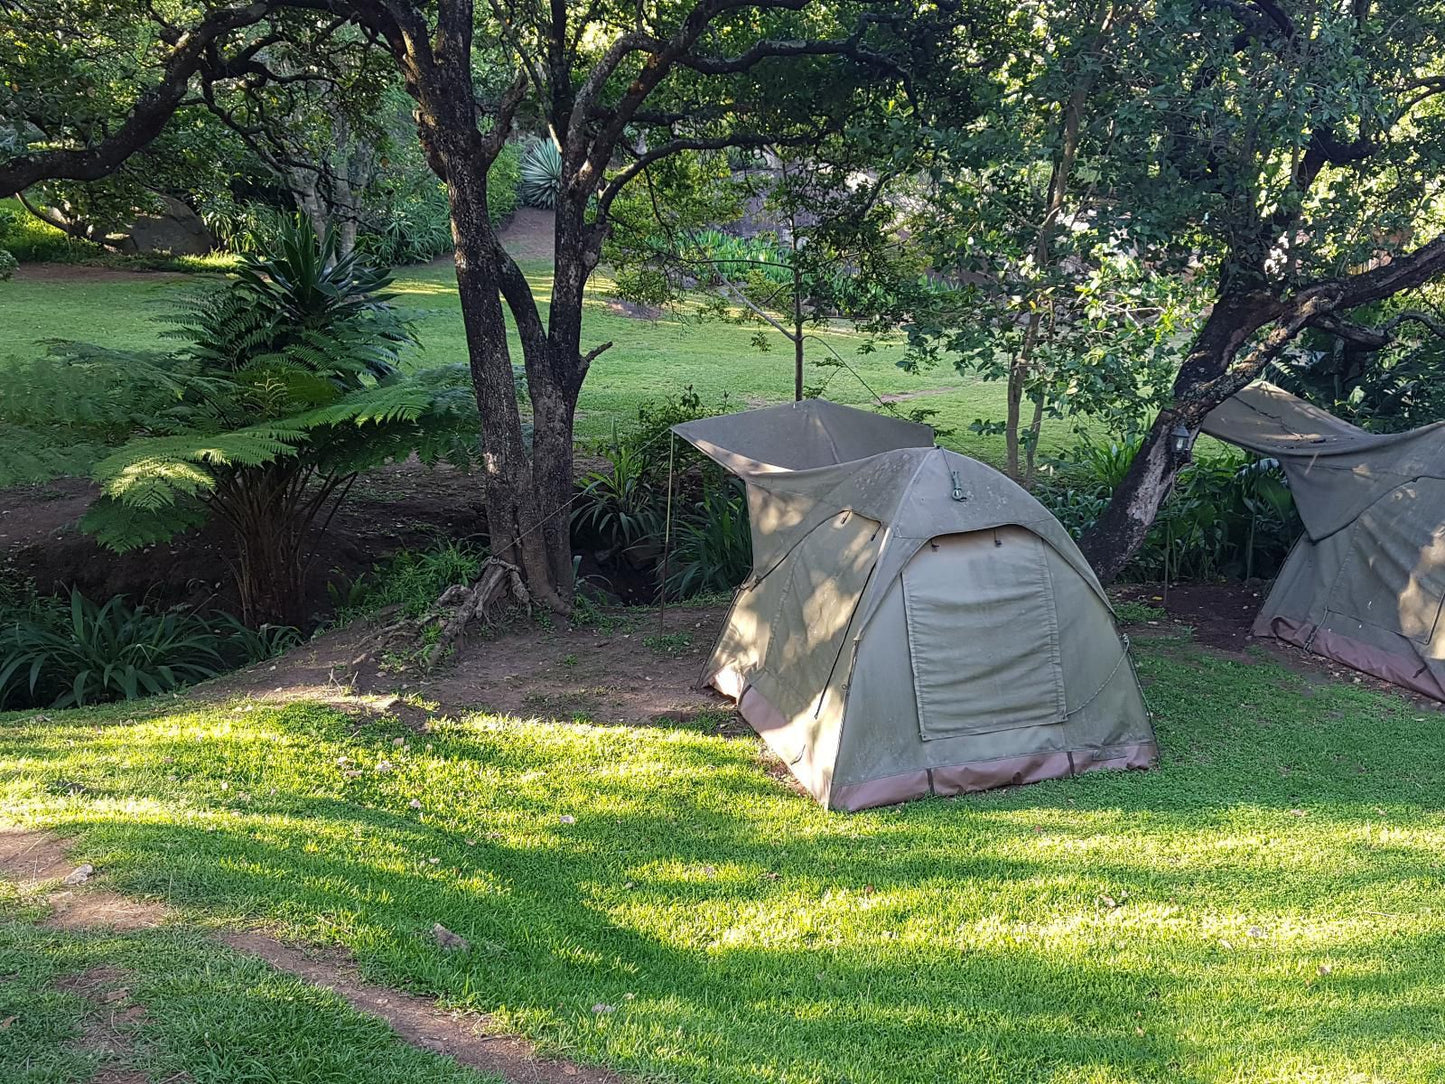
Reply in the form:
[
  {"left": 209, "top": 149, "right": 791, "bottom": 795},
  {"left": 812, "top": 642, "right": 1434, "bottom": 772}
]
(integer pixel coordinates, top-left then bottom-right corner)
[{"left": 950, "top": 470, "right": 966, "bottom": 502}]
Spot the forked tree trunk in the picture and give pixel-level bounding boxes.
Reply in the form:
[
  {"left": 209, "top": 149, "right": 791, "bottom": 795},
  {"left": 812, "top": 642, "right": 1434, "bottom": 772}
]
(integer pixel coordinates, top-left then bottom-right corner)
[{"left": 441, "top": 149, "right": 565, "bottom": 609}]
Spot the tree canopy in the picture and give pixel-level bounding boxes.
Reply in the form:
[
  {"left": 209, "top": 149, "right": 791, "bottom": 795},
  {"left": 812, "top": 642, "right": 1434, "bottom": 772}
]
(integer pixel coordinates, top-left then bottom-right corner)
[{"left": 6, "top": 0, "right": 1445, "bottom": 589}]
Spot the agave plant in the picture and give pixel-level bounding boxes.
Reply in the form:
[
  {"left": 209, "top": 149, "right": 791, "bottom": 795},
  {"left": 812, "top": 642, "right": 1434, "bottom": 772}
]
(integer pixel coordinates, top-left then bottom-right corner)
[{"left": 519, "top": 138, "right": 563, "bottom": 209}]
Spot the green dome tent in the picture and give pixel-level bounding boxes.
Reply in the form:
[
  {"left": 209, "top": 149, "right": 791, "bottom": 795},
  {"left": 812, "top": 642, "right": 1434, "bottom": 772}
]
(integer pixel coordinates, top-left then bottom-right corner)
[
  {"left": 673, "top": 400, "right": 1155, "bottom": 811},
  {"left": 1203, "top": 381, "right": 1445, "bottom": 700}
]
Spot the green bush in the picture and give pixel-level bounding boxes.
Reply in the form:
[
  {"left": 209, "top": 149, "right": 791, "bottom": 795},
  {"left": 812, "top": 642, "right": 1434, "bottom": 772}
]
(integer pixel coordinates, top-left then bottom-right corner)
[
  {"left": 0, "top": 589, "right": 295, "bottom": 709},
  {"left": 488, "top": 142, "right": 521, "bottom": 224},
  {"left": 665, "top": 483, "right": 752, "bottom": 598},
  {"left": 573, "top": 427, "right": 666, "bottom": 562},
  {"left": 571, "top": 387, "right": 752, "bottom": 600},
  {"left": 200, "top": 198, "right": 291, "bottom": 256},
  {"left": 0, "top": 199, "right": 103, "bottom": 262},
  {"left": 0, "top": 247, "right": 15, "bottom": 280},
  {"left": 330, "top": 542, "right": 487, "bottom": 622},
  {"left": 1038, "top": 438, "right": 1300, "bottom": 582}
]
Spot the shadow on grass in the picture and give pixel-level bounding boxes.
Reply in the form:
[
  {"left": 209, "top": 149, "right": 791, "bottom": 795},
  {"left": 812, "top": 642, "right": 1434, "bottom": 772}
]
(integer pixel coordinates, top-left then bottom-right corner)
[{"left": 2, "top": 645, "right": 1444, "bottom": 1082}]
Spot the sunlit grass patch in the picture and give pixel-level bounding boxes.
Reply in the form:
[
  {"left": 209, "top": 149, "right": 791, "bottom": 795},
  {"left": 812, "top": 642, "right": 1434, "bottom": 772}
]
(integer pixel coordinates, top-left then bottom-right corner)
[
  {"left": 0, "top": 256, "right": 1077, "bottom": 463},
  {"left": 2, "top": 641, "right": 1443, "bottom": 1083}
]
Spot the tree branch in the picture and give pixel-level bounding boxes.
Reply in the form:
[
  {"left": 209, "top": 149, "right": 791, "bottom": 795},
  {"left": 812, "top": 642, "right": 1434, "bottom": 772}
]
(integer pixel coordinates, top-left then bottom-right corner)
[
  {"left": 596, "top": 129, "right": 822, "bottom": 218},
  {"left": 0, "top": 1, "right": 275, "bottom": 194}
]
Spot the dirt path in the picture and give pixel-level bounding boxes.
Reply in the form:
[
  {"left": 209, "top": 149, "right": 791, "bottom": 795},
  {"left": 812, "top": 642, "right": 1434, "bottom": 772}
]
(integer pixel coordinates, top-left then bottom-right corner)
[{"left": 0, "top": 825, "right": 629, "bottom": 1084}]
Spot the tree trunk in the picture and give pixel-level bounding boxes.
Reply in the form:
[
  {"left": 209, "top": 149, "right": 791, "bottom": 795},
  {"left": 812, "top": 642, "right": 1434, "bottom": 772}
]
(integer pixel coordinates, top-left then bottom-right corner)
[
  {"left": 1074, "top": 410, "right": 1190, "bottom": 583},
  {"left": 794, "top": 265, "right": 805, "bottom": 401},
  {"left": 442, "top": 151, "right": 566, "bottom": 611},
  {"left": 1078, "top": 290, "right": 1280, "bottom": 580},
  {"left": 530, "top": 197, "right": 598, "bottom": 597},
  {"left": 1004, "top": 362, "right": 1023, "bottom": 480},
  {"left": 217, "top": 467, "right": 310, "bottom": 628},
  {"left": 1023, "top": 394, "right": 1045, "bottom": 488}
]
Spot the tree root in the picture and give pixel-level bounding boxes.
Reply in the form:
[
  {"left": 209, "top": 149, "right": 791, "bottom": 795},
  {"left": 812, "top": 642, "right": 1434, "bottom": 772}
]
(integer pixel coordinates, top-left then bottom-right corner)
[
  {"left": 424, "top": 558, "right": 531, "bottom": 669},
  {"left": 344, "top": 558, "right": 533, "bottom": 680}
]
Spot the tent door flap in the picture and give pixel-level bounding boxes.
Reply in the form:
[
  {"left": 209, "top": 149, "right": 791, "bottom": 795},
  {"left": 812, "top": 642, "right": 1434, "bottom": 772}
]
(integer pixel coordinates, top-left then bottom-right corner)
[{"left": 901, "top": 528, "right": 1067, "bottom": 739}]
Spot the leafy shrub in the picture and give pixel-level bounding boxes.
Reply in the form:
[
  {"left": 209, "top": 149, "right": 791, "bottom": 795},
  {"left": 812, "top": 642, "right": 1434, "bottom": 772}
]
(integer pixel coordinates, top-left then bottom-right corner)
[
  {"left": 200, "top": 198, "right": 291, "bottom": 256},
  {"left": 487, "top": 142, "right": 521, "bottom": 224},
  {"left": 0, "top": 247, "right": 15, "bottom": 280},
  {"left": 665, "top": 484, "right": 753, "bottom": 598},
  {"left": 1039, "top": 438, "right": 1300, "bottom": 582},
  {"left": 684, "top": 228, "right": 794, "bottom": 288},
  {"left": 573, "top": 429, "right": 666, "bottom": 561},
  {"left": 0, "top": 590, "right": 292, "bottom": 709},
  {"left": 331, "top": 542, "right": 486, "bottom": 621},
  {"left": 0, "top": 198, "right": 101, "bottom": 262},
  {"left": 519, "top": 139, "right": 563, "bottom": 209},
  {"left": 570, "top": 388, "right": 750, "bottom": 599}
]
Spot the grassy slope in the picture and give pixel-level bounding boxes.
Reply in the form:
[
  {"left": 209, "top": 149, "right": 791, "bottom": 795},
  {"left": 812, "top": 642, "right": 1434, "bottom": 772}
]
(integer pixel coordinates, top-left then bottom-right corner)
[
  {"left": 0, "top": 259, "right": 1069, "bottom": 461},
  {"left": 2, "top": 639, "right": 1443, "bottom": 1084}
]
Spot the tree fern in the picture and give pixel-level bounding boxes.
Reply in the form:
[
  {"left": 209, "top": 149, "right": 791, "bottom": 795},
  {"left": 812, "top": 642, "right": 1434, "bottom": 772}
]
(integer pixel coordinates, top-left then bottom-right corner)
[{"left": 0, "top": 221, "right": 478, "bottom": 625}]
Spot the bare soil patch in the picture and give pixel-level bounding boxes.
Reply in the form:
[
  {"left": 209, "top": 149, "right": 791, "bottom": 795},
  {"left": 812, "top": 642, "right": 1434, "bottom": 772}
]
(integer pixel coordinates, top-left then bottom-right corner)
[
  {"left": 876, "top": 386, "right": 963, "bottom": 404},
  {"left": 10, "top": 263, "right": 191, "bottom": 285},
  {"left": 0, "top": 457, "right": 484, "bottom": 622},
  {"left": 223, "top": 931, "right": 625, "bottom": 1084},
  {"left": 42, "top": 890, "right": 169, "bottom": 932},
  {"left": 602, "top": 297, "right": 665, "bottom": 320},
  {"left": 1112, "top": 580, "right": 1267, "bottom": 653},
  {"left": 0, "top": 825, "right": 75, "bottom": 884},
  {"left": 200, "top": 604, "right": 735, "bottom": 724},
  {"left": 407, "top": 606, "right": 730, "bottom": 722}
]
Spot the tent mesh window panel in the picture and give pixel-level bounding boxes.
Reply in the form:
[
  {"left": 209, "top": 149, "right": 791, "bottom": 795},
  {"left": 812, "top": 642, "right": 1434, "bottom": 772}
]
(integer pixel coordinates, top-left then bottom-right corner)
[{"left": 901, "top": 528, "right": 1067, "bottom": 739}]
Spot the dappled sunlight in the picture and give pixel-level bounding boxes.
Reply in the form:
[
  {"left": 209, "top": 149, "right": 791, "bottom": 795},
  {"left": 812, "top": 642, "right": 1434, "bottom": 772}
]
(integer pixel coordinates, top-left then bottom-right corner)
[
  {"left": 2, "top": 644, "right": 1444, "bottom": 1082},
  {"left": 1400, "top": 526, "right": 1445, "bottom": 642},
  {"left": 389, "top": 279, "right": 465, "bottom": 299}
]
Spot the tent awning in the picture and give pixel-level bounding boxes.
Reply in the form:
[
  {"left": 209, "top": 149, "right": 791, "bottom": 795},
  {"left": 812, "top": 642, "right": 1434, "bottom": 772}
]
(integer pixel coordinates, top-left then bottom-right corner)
[{"left": 1202, "top": 381, "right": 1445, "bottom": 541}]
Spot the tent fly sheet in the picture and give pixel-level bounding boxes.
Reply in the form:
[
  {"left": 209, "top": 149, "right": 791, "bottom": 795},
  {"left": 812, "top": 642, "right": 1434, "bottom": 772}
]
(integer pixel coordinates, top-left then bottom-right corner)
[{"left": 1202, "top": 381, "right": 1445, "bottom": 700}]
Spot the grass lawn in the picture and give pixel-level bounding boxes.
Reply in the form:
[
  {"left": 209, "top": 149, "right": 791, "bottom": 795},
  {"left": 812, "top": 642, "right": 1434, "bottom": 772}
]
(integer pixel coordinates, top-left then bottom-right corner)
[
  {"left": 0, "top": 256, "right": 1074, "bottom": 462},
  {"left": 3, "top": 636, "right": 1443, "bottom": 1084},
  {"left": 0, "top": 916, "right": 504, "bottom": 1084}
]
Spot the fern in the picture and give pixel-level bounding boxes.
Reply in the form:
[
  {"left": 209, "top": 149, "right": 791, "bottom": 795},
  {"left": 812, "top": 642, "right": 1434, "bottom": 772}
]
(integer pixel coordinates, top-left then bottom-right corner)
[{"left": 0, "top": 221, "right": 478, "bottom": 625}]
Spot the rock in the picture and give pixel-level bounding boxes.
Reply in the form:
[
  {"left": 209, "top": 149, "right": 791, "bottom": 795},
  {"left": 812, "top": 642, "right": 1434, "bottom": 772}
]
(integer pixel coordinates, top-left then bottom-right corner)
[
  {"left": 432, "top": 923, "right": 469, "bottom": 952},
  {"left": 109, "top": 195, "right": 215, "bottom": 256},
  {"left": 63, "top": 864, "right": 94, "bottom": 885}
]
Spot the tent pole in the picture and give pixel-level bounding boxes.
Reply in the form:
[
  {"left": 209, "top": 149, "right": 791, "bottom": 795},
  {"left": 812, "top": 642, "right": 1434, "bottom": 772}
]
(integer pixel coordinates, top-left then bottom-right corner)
[{"left": 659, "top": 433, "right": 676, "bottom": 633}]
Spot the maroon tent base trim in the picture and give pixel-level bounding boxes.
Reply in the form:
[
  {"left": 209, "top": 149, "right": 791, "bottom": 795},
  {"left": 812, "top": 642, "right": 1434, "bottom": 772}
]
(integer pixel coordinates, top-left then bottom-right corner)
[
  {"left": 827, "top": 743, "right": 1157, "bottom": 812},
  {"left": 729, "top": 676, "right": 1157, "bottom": 811},
  {"left": 1256, "top": 616, "right": 1445, "bottom": 702}
]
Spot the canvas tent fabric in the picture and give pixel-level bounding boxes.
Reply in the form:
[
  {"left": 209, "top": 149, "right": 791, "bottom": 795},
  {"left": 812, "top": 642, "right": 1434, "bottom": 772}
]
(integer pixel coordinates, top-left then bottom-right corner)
[
  {"left": 673, "top": 400, "right": 1155, "bottom": 811},
  {"left": 1202, "top": 381, "right": 1445, "bottom": 700}
]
